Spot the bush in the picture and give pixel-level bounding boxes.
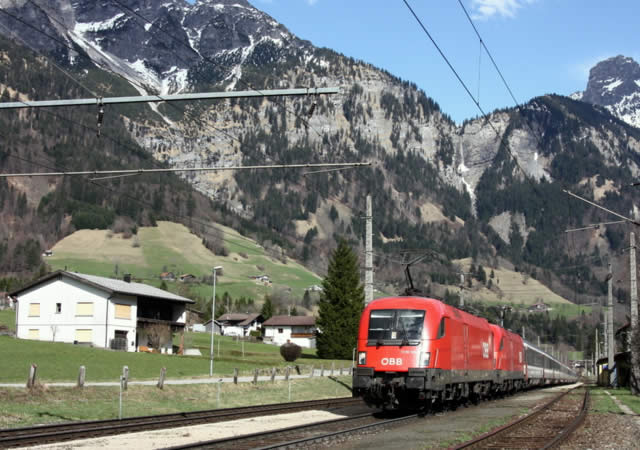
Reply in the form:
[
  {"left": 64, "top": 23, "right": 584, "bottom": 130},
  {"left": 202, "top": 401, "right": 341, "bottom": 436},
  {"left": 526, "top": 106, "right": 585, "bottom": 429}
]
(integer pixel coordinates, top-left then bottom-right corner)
[
  {"left": 280, "top": 341, "right": 302, "bottom": 362},
  {"left": 249, "top": 329, "right": 261, "bottom": 338}
]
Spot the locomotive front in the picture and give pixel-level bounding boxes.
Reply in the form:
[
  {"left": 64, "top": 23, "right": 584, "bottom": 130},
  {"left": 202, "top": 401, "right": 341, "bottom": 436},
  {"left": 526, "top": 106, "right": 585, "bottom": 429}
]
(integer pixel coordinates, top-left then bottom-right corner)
[{"left": 352, "top": 297, "right": 438, "bottom": 409}]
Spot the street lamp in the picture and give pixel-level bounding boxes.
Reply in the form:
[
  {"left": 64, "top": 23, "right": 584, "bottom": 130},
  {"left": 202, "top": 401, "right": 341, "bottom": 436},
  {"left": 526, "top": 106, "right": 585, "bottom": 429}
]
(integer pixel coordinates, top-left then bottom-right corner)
[{"left": 210, "top": 266, "right": 222, "bottom": 377}]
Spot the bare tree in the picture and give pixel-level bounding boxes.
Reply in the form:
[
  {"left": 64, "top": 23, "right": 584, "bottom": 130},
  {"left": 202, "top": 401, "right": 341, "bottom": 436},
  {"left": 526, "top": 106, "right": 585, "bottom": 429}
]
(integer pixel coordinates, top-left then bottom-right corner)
[{"left": 142, "top": 324, "right": 172, "bottom": 352}]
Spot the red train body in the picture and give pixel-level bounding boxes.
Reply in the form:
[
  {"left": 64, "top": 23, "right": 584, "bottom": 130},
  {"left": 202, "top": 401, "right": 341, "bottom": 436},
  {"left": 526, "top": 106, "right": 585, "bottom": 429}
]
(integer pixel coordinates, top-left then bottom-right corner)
[{"left": 353, "top": 296, "right": 576, "bottom": 409}]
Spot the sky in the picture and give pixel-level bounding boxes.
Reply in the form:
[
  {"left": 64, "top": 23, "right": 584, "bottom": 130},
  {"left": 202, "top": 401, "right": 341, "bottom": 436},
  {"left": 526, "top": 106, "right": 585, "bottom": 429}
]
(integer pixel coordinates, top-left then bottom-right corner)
[{"left": 247, "top": 0, "right": 640, "bottom": 124}]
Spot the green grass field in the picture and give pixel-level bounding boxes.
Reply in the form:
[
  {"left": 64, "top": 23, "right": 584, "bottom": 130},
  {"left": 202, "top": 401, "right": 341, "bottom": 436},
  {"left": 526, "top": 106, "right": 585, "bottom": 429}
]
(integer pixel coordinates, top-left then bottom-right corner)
[
  {"left": 0, "top": 376, "right": 353, "bottom": 428},
  {"left": 0, "top": 309, "right": 15, "bottom": 331},
  {"left": 589, "top": 387, "right": 623, "bottom": 414},
  {"left": 45, "top": 221, "right": 322, "bottom": 302},
  {"left": 0, "top": 334, "right": 350, "bottom": 383}
]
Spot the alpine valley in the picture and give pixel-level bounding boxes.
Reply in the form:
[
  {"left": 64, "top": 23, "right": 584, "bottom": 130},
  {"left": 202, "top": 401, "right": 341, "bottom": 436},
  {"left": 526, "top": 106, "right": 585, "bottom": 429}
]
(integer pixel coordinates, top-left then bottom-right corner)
[{"left": 1, "top": 0, "right": 640, "bottom": 317}]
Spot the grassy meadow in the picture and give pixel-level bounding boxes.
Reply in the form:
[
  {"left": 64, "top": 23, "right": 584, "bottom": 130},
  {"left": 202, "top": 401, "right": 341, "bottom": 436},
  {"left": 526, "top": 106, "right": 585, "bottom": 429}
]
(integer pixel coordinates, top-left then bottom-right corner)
[
  {"left": 0, "top": 309, "right": 15, "bottom": 331},
  {"left": 0, "top": 375, "right": 353, "bottom": 428},
  {"left": 0, "top": 333, "right": 351, "bottom": 383},
  {"left": 455, "top": 257, "right": 574, "bottom": 307},
  {"left": 45, "top": 221, "right": 322, "bottom": 301}
]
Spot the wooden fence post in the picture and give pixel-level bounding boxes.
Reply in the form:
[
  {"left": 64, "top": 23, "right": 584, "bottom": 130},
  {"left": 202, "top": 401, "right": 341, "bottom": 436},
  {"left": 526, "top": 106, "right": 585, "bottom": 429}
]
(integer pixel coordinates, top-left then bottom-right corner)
[
  {"left": 285, "top": 366, "right": 290, "bottom": 381},
  {"left": 233, "top": 368, "right": 238, "bottom": 384},
  {"left": 253, "top": 368, "right": 259, "bottom": 384},
  {"left": 77, "top": 366, "right": 86, "bottom": 388},
  {"left": 271, "top": 367, "right": 276, "bottom": 382},
  {"left": 122, "top": 366, "right": 129, "bottom": 391},
  {"left": 320, "top": 365, "right": 324, "bottom": 377},
  {"left": 27, "top": 364, "right": 37, "bottom": 388},
  {"left": 331, "top": 362, "right": 335, "bottom": 376},
  {"left": 339, "top": 365, "right": 343, "bottom": 376},
  {"left": 309, "top": 365, "right": 314, "bottom": 378},
  {"left": 157, "top": 367, "right": 166, "bottom": 389}
]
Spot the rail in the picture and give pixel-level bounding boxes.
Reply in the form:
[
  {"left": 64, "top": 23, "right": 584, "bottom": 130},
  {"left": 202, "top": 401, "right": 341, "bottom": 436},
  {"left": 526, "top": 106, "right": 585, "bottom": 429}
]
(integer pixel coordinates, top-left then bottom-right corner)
[
  {"left": 453, "top": 385, "right": 588, "bottom": 449},
  {"left": 0, "top": 397, "right": 361, "bottom": 448}
]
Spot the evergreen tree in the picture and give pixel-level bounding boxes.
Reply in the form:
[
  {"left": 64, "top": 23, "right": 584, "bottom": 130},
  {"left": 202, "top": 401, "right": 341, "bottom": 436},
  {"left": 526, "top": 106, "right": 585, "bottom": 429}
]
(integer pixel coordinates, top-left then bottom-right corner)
[
  {"left": 316, "top": 239, "right": 364, "bottom": 359},
  {"left": 302, "top": 290, "right": 312, "bottom": 309},
  {"left": 261, "top": 295, "right": 274, "bottom": 320}
]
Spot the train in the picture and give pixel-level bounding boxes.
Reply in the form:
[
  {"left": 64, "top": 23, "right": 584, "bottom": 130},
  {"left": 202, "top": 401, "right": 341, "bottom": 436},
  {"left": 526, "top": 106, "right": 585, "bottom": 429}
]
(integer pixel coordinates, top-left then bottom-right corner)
[{"left": 352, "top": 296, "right": 577, "bottom": 409}]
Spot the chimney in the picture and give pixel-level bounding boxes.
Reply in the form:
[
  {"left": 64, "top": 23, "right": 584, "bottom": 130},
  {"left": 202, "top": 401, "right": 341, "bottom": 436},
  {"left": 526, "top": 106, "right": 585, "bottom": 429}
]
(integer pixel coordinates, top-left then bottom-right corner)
[{"left": 124, "top": 274, "right": 131, "bottom": 283}]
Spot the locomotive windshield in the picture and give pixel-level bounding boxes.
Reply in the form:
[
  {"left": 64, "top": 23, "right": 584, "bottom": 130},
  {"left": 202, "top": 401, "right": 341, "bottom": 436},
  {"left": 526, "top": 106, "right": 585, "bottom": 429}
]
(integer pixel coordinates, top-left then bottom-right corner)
[{"left": 367, "top": 309, "right": 425, "bottom": 345}]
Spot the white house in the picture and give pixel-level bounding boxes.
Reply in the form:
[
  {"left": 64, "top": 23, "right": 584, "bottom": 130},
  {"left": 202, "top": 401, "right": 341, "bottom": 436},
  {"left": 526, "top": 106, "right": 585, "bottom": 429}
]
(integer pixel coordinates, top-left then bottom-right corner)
[
  {"left": 217, "top": 313, "right": 263, "bottom": 337},
  {"left": 263, "top": 315, "right": 316, "bottom": 348},
  {"left": 10, "top": 270, "right": 194, "bottom": 353}
]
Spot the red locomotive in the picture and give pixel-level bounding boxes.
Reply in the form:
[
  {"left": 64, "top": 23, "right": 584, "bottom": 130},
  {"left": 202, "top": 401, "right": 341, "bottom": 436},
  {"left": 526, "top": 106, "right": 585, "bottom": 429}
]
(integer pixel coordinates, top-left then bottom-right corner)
[{"left": 353, "top": 296, "right": 576, "bottom": 409}]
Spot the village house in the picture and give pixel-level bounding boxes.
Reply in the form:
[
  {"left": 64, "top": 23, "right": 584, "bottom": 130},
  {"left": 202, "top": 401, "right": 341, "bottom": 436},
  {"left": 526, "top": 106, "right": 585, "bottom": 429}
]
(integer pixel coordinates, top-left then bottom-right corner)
[
  {"left": 202, "top": 319, "right": 222, "bottom": 334},
  {"left": 160, "top": 272, "right": 176, "bottom": 281},
  {"left": 262, "top": 315, "right": 316, "bottom": 348},
  {"left": 216, "top": 313, "right": 263, "bottom": 337},
  {"left": 10, "top": 270, "right": 194, "bottom": 353},
  {"left": 528, "top": 302, "right": 550, "bottom": 313},
  {"left": 178, "top": 274, "right": 197, "bottom": 283}
]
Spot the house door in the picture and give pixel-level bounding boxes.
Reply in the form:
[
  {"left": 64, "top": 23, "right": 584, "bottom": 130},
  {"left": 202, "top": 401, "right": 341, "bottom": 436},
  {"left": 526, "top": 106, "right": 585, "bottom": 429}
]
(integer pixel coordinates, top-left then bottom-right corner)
[{"left": 112, "top": 330, "right": 128, "bottom": 351}]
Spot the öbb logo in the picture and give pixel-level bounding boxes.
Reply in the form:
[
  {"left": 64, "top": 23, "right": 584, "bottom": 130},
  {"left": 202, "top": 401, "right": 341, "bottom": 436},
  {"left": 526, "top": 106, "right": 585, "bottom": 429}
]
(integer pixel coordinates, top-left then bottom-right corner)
[{"left": 381, "top": 357, "right": 403, "bottom": 366}]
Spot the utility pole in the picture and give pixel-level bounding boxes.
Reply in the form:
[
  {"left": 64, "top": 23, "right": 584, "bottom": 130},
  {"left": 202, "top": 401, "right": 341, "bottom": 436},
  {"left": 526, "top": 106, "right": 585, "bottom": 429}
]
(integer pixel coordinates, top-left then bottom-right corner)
[
  {"left": 608, "top": 262, "right": 614, "bottom": 380},
  {"left": 631, "top": 232, "right": 639, "bottom": 394},
  {"left": 459, "top": 273, "right": 465, "bottom": 308},
  {"left": 364, "top": 195, "right": 374, "bottom": 305},
  {"left": 595, "top": 328, "right": 599, "bottom": 363}
]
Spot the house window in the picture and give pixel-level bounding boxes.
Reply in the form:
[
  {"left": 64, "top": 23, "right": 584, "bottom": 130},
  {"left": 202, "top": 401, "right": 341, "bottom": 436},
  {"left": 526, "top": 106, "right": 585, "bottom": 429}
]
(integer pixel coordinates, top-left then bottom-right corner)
[
  {"left": 278, "top": 328, "right": 284, "bottom": 334},
  {"left": 28, "top": 303, "right": 40, "bottom": 317},
  {"left": 56, "top": 303, "right": 62, "bottom": 314},
  {"left": 76, "top": 302, "right": 94, "bottom": 317},
  {"left": 28, "top": 329, "right": 39, "bottom": 340},
  {"left": 75, "top": 329, "right": 92, "bottom": 343},
  {"left": 115, "top": 303, "right": 131, "bottom": 320}
]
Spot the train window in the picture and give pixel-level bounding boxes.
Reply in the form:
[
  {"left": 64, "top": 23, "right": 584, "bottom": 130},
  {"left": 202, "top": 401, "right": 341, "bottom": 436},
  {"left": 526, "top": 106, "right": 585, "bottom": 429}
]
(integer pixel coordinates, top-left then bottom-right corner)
[
  {"left": 436, "top": 318, "right": 446, "bottom": 339},
  {"left": 367, "top": 309, "right": 425, "bottom": 344}
]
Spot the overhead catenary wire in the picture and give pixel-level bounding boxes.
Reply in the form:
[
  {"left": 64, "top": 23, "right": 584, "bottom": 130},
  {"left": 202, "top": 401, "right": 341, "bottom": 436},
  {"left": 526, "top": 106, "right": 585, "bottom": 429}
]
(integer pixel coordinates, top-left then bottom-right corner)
[
  {"left": 10, "top": 0, "right": 243, "bottom": 145},
  {"left": 402, "top": 0, "right": 532, "bottom": 185},
  {"left": 108, "top": 0, "right": 329, "bottom": 143},
  {"left": 0, "top": 162, "right": 370, "bottom": 178}
]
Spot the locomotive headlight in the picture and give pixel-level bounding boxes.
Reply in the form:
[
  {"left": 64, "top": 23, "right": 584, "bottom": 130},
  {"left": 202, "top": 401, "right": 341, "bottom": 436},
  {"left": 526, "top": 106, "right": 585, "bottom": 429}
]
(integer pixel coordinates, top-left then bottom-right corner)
[
  {"left": 420, "top": 352, "right": 431, "bottom": 367},
  {"left": 358, "top": 351, "right": 367, "bottom": 365}
]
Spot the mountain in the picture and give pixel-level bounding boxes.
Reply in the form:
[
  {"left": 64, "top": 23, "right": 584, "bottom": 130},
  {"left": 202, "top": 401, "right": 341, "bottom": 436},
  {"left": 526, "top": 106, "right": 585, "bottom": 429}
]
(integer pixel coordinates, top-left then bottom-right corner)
[
  {"left": 572, "top": 55, "right": 640, "bottom": 129},
  {"left": 1, "top": 0, "right": 640, "bottom": 311}
]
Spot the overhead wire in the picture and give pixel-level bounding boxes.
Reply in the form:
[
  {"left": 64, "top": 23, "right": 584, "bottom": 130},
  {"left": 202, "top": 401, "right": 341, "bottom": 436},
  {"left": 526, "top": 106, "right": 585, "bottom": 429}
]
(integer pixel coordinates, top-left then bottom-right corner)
[
  {"left": 0, "top": 59, "right": 262, "bottom": 254},
  {"left": 25, "top": 0, "right": 241, "bottom": 146},
  {"left": 109, "top": 0, "right": 329, "bottom": 144},
  {"left": 0, "top": 2, "right": 327, "bottom": 251}
]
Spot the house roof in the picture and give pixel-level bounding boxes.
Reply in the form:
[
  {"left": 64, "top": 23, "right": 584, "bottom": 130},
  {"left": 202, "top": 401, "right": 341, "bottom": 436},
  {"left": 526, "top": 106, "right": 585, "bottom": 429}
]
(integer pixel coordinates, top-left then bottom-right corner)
[
  {"left": 10, "top": 270, "right": 194, "bottom": 304},
  {"left": 263, "top": 315, "right": 316, "bottom": 326},
  {"left": 217, "top": 313, "right": 251, "bottom": 322},
  {"left": 238, "top": 313, "right": 263, "bottom": 326}
]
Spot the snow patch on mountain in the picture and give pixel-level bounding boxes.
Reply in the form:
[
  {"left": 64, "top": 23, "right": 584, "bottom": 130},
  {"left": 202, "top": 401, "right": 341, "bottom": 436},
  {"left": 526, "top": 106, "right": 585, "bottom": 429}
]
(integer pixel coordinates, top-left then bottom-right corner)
[
  {"left": 75, "top": 14, "right": 126, "bottom": 33},
  {"left": 603, "top": 79, "right": 623, "bottom": 92}
]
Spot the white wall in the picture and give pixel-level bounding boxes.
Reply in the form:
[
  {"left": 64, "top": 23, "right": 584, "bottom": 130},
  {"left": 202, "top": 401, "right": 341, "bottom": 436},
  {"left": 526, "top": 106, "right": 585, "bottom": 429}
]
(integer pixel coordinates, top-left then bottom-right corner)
[{"left": 15, "top": 277, "right": 137, "bottom": 352}]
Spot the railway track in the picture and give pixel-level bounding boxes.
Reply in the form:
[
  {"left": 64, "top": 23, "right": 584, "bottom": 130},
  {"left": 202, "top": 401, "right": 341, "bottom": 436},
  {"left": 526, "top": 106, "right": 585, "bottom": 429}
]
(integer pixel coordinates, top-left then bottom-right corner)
[
  {"left": 453, "top": 386, "right": 589, "bottom": 449},
  {"left": 164, "top": 410, "right": 419, "bottom": 449},
  {"left": 0, "top": 397, "right": 363, "bottom": 448}
]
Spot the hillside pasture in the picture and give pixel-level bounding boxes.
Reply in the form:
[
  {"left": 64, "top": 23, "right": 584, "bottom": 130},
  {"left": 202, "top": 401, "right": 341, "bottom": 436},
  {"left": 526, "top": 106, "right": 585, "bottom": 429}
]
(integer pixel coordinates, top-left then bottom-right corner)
[
  {"left": 455, "top": 258, "right": 572, "bottom": 306},
  {"left": 47, "top": 221, "right": 321, "bottom": 301}
]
